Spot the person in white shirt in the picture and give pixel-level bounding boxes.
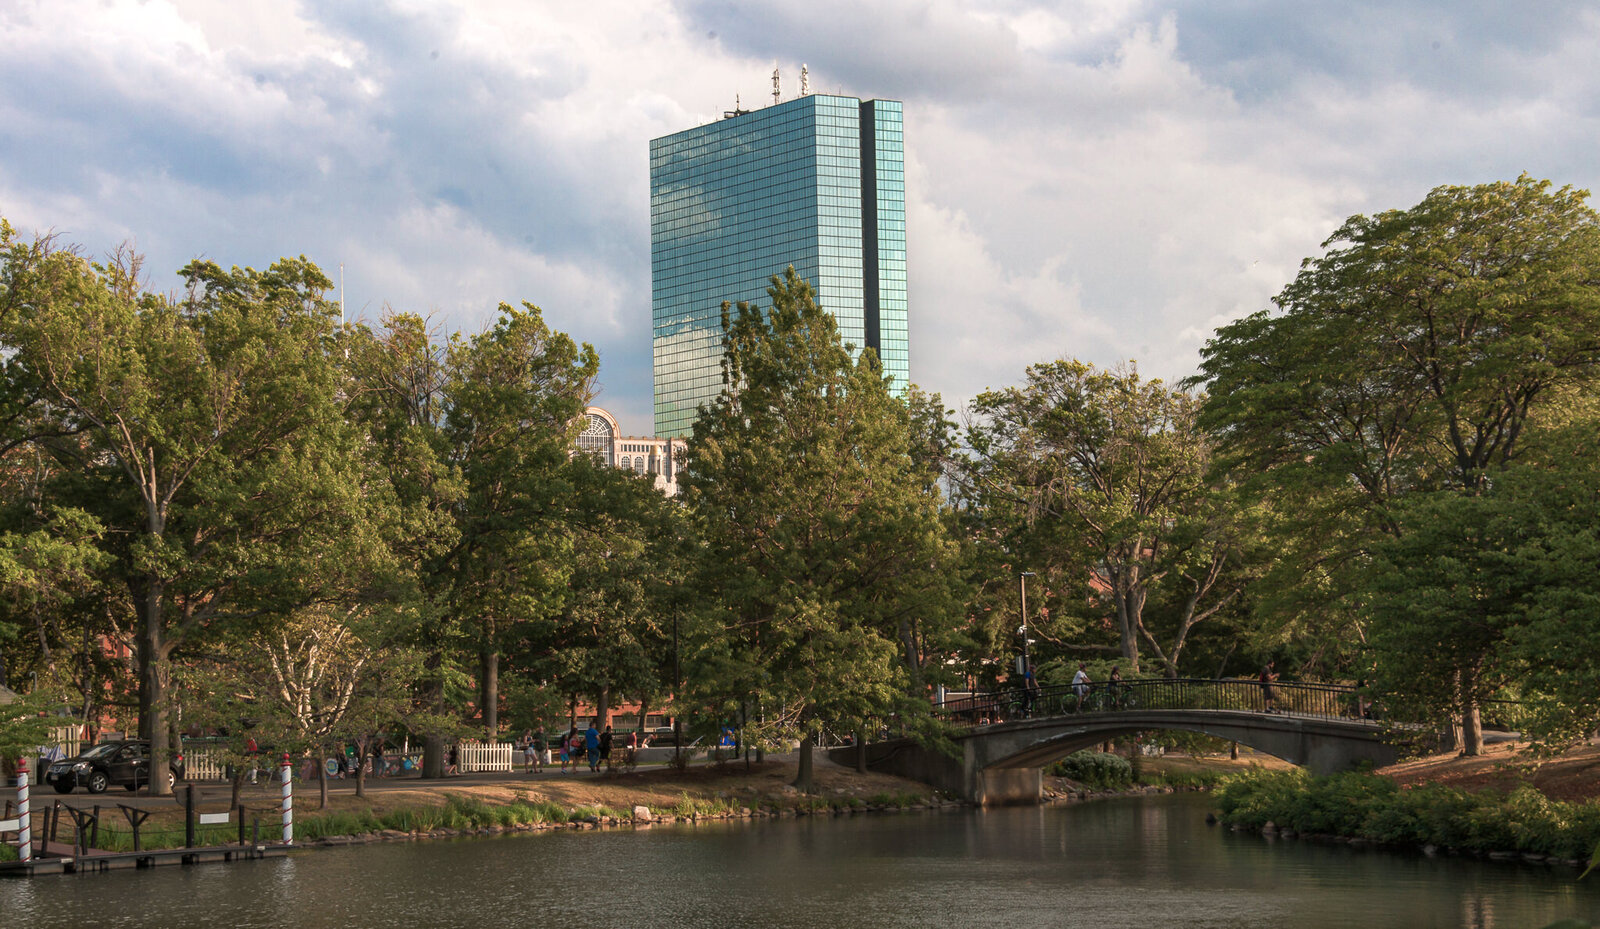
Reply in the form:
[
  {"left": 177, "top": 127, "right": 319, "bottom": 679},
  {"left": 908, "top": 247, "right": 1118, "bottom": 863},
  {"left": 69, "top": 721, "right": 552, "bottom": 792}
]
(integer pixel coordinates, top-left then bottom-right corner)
[{"left": 1071, "top": 663, "right": 1092, "bottom": 711}]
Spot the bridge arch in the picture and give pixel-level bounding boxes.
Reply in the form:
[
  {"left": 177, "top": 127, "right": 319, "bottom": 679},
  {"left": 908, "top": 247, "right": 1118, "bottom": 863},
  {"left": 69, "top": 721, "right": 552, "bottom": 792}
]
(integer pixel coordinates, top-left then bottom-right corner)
[{"left": 837, "top": 703, "right": 1409, "bottom": 806}]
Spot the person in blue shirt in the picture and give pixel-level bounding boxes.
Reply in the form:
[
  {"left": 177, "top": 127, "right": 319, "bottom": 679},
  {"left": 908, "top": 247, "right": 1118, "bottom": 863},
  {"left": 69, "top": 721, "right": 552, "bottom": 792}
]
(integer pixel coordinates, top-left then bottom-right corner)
[{"left": 584, "top": 723, "right": 601, "bottom": 772}]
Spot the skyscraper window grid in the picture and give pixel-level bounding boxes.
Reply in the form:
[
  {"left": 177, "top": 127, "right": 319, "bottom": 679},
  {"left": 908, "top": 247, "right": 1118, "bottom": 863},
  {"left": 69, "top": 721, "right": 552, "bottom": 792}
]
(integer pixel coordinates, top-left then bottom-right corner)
[{"left": 650, "top": 92, "right": 908, "bottom": 437}]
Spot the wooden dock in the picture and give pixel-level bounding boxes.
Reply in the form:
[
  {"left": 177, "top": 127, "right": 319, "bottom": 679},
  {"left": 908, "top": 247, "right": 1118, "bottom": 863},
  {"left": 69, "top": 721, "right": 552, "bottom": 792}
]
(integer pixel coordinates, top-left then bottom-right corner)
[{"left": 1, "top": 842, "right": 293, "bottom": 876}]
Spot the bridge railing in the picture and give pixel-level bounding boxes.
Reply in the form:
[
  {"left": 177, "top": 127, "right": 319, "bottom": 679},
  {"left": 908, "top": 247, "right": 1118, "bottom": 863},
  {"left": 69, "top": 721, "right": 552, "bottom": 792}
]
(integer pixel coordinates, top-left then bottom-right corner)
[{"left": 934, "top": 678, "right": 1371, "bottom": 727}]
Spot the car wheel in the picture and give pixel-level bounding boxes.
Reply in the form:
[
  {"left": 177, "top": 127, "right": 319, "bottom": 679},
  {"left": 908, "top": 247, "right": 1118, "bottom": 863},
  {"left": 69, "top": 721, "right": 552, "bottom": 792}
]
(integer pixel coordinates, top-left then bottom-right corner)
[
  {"left": 86, "top": 770, "right": 109, "bottom": 794},
  {"left": 53, "top": 781, "right": 74, "bottom": 794},
  {"left": 166, "top": 769, "right": 177, "bottom": 791},
  {"left": 125, "top": 782, "right": 139, "bottom": 792}
]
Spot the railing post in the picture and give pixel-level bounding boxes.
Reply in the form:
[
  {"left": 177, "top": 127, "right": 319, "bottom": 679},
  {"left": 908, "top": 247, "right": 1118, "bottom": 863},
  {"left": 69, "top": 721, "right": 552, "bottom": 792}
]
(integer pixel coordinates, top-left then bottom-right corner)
[
  {"left": 15, "top": 759, "right": 30, "bottom": 863},
  {"left": 280, "top": 752, "right": 293, "bottom": 846}
]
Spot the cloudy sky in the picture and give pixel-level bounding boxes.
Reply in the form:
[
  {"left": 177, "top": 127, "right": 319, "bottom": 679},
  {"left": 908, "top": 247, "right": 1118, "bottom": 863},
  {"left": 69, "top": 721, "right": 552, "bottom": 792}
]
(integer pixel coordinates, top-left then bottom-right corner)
[{"left": 4, "top": 1, "right": 1597, "bottom": 434}]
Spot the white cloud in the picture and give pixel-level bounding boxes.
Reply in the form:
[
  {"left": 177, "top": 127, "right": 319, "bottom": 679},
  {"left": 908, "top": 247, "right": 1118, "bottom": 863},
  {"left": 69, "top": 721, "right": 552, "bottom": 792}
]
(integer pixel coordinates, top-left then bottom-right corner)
[{"left": 4, "top": 0, "right": 1600, "bottom": 437}]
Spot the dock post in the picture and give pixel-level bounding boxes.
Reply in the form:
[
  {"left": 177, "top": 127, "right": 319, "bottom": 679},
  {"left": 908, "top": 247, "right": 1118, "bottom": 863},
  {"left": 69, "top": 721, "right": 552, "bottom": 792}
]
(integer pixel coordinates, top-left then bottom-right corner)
[
  {"left": 15, "top": 758, "right": 30, "bottom": 863},
  {"left": 280, "top": 753, "right": 293, "bottom": 845},
  {"left": 185, "top": 783, "right": 196, "bottom": 848}
]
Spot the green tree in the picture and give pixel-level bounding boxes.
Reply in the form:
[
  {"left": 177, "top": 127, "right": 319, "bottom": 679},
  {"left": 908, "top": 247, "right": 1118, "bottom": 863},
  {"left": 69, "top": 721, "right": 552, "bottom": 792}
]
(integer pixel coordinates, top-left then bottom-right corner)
[
  {"left": 963, "top": 361, "right": 1251, "bottom": 677},
  {"left": 343, "top": 306, "right": 596, "bottom": 776},
  {"left": 1193, "top": 176, "right": 1600, "bottom": 752},
  {"left": 2, "top": 234, "right": 368, "bottom": 794},
  {"left": 683, "top": 268, "right": 963, "bottom": 792},
  {"left": 509, "top": 454, "right": 687, "bottom": 740}
]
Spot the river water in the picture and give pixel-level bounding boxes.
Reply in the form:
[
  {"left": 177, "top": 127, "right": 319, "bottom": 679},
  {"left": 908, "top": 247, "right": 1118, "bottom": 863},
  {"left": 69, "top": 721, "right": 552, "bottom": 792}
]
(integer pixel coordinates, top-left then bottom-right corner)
[{"left": 4, "top": 793, "right": 1596, "bottom": 928}]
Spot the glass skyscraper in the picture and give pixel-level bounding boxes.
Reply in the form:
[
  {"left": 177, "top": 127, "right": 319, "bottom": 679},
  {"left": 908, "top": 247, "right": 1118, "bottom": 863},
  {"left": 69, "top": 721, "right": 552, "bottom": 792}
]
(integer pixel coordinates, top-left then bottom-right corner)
[{"left": 649, "top": 93, "right": 907, "bottom": 437}]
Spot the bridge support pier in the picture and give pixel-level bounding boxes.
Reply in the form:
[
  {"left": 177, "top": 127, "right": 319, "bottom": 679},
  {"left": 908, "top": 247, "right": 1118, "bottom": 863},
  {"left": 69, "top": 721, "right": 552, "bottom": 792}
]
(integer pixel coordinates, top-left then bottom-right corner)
[{"left": 970, "top": 766, "right": 1042, "bottom": 806}]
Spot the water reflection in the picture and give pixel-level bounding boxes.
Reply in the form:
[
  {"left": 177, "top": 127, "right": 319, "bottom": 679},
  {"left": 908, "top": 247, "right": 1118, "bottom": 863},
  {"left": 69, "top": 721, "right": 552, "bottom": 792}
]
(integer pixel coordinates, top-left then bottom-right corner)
[{"left": 1, "top": 794, "right": 1595, "bottom": 929}]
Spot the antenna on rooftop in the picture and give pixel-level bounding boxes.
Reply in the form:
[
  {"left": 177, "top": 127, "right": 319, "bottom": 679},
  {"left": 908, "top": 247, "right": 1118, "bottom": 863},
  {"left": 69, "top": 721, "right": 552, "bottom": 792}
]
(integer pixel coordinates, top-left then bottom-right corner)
[
  {"left": 800, "top": 64, "right": 810, "bottom": 96},
  {"left": 722, "top": 94, "right": 748, "bottom": 119},
  {"left": 772, "top": 65, "right": 781, "bottom": 105}
]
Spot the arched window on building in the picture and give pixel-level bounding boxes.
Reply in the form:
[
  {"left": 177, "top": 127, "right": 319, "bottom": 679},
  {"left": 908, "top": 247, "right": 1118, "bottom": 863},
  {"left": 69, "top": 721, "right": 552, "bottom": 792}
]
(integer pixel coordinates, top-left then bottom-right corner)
[
  {"left": 576, "top": 412, "right": 614, "bottom": 466},
  {"left": 621, "top": 455, "right": 632, "bottom": 470},
  {"left": 634, "top": 456, "right": 647, "bottom": 473}
]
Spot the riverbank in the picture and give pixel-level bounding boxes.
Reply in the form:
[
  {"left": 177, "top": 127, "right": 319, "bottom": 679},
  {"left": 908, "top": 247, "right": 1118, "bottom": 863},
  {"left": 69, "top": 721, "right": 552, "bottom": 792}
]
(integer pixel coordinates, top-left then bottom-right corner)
[
  {"left": 1213, "top": 741, "right": 1600, "bottom": 868},
  {"left": 2, "top": 747, "right": 1286, "bottom": 861}
]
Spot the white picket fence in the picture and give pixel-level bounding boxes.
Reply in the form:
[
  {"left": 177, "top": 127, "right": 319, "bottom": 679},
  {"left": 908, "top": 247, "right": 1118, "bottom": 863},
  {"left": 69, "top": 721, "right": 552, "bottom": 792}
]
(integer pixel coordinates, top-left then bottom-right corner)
[
  {"left": 46, "top": 725, "right": 87, "bottom": 761},
  {"left": 455, "top": 742, "right": 514, "bottom": 773},
  {"left": 183, "top": 747, "right": 228, "bottom": 781}
]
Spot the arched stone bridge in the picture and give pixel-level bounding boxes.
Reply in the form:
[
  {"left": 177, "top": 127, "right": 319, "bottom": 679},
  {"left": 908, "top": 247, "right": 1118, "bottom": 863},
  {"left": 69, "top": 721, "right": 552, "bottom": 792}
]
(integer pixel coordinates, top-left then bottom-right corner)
[{"left": 832, "top": 679, "right": 1419, "bottom": 805}]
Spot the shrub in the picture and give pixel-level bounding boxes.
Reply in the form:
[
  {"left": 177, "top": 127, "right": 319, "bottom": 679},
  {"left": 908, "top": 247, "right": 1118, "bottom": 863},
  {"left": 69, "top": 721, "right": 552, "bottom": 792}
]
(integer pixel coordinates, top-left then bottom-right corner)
[
  {"left": 1050, "top": 751, "right": 1133, "bottom": 790},
  {"left": 1216, "top": 769, "right": 1600, "bottom": 858}
]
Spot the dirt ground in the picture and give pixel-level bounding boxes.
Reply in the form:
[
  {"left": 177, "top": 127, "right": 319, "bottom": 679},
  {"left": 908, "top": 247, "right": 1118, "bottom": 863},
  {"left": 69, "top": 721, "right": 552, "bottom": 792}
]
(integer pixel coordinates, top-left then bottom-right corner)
[
  {"left": 1381, "top": 739, "right": 1600, "bottom": 803},
  {"left": 294, "top": 752, "right": 948, "bottom": 820}
]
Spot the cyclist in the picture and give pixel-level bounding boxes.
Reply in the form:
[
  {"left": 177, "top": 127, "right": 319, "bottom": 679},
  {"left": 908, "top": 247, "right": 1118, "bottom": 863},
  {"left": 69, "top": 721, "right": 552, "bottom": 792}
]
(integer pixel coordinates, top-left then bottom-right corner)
[{"left": 1071, "top": 663, "right": 1091, "bottom": 710}]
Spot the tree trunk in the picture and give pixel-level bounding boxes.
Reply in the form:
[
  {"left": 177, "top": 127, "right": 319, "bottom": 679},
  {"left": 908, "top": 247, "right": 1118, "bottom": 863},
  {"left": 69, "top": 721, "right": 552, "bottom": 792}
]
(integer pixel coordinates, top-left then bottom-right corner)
[
  {"left": 1113, "top": 577, "right": 1143, "bottom": 674},
  {"left": 854, "top": 729, "right": 866, "bottom": 774},
  {"left": 139, "top": 577, "right": 172, "bottom": 797},
  {"left": 317, "top": 750, "right": 328, "bottom": 810},
  {"left": 480, "top": 647, "right": 499, "bottom": 739},
  {"left": 595, "top": 684, "right": 611, "bottom": 732},
  {"left": 1458, "top": 666, "right": 1484, "bottom": 757},
  {"left": 898, "top": 617, "right": 923, "bottom": 688},
  {"left": 422, "top": 734, "right": 446, "bottom": 779},
  {"left": 1462, "top": 704, "right": 1484, "bottom": 756},
  {"left": 794, "top": 733, "right": 814, "bottom": 794},
  {"left": 420, "top": 663, "right": 446, "bottom": 778},
  {"left": 354, "top": 737, "right": 368, "bottom": 799}
]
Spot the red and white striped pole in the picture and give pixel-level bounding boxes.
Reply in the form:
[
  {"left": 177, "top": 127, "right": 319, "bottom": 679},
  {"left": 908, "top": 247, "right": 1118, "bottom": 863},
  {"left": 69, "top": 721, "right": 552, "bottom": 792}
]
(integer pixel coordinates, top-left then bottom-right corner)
[
  {"left": 16, "top": 757, "right": 31, "bottom": 863},
  {"left": 280, "top": 752, "right": 293, "bottom": 845}
]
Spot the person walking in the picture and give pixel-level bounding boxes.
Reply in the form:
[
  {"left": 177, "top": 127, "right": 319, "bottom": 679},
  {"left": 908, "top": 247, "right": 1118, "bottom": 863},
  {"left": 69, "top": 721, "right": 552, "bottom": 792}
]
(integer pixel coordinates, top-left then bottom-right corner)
[
  {"left": 1107, "top": 666, "right": 1124, "bottom": 708},
  {"left": 1071, "top": 663, "right": 1091, "bottom": 711},
  {"left": 599, "top": 725, "right": 613, "bottom": 770},
  {"left": 1259, "top": 661, "right": 1279, "bottom": 713},
  {"left": 584, "top": 722, "right": 601, "bottom": 772},
  {"left": 530, "top": 729, "right": 547, "bottom": 773},
  {"left": 561, "top": 727, "right": 577, "bottom": 772}
]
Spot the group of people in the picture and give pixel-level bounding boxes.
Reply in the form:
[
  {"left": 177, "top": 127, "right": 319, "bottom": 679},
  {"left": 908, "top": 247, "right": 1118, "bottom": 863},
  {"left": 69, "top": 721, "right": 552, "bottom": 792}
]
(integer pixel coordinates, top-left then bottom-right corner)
[
  {"left": 1068, "top": 662, "right": 1125, "bottom": 710},
  {"left": 518, "top": 723, "right": 642, "bottom": 774}
]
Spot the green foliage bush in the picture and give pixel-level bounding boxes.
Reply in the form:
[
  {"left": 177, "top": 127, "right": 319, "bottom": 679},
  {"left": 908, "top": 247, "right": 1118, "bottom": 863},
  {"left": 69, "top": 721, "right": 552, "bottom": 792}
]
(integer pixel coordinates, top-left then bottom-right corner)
[
  {"left": 1049, "top": 751, "right": 1133, "bottom": 790},
  {"left": 1215, "top": 769, "right": 1600, "bottom": 858}
]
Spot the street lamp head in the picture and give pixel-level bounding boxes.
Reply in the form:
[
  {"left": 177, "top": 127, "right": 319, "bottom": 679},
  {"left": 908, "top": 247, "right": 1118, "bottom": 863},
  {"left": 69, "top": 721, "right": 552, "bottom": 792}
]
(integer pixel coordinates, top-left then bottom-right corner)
[{"left": 1021, "top": 571, "right": 1036, "bottom": 578}]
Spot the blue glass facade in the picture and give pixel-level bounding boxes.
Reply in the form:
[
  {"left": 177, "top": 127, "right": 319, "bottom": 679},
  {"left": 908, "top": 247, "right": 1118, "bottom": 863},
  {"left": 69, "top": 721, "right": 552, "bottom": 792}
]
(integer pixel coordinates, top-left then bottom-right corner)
[{"left": 650, "top": 94, "right": 908, "bottom": 437}]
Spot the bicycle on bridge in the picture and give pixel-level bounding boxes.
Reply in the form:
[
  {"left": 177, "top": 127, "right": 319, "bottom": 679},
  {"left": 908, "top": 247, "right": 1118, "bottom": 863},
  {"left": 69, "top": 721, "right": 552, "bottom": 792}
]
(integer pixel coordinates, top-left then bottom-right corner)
[{"left": 935, "top": 678, "right": 1380, "bottom": 727}]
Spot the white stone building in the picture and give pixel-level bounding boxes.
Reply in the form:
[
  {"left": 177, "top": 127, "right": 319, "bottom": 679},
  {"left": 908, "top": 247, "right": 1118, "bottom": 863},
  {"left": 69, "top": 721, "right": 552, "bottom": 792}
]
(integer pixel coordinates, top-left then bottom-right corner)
[{"left": 575, "top": 406, "right": 686, "bottom": 496}]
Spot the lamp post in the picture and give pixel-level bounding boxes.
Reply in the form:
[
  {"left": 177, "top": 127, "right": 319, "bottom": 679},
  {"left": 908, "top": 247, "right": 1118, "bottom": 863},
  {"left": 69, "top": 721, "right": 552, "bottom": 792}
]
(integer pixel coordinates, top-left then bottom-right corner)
[{"left": 1019, "top": 571, "right": 1036, "bottom": 715}]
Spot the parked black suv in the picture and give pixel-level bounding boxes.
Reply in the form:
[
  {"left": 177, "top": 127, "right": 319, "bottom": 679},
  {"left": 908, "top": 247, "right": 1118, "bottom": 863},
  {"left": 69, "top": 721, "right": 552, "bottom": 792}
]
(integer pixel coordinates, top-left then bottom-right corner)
[{"left": 45, "top": 740, "right": 185, "bottom": 794}]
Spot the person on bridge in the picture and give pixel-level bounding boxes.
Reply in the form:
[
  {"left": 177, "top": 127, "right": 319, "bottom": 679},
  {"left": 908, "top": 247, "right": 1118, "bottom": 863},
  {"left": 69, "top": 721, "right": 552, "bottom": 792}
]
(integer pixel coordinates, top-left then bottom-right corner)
[
  {"left": 1259, "top": 661, "right": 1279, "bottom": 713},
  {"left": 1071, "top": 664, "right": 1091, "bottom": 710},
  {"left": 1022, "top": 662, "right": 1040, "bottom": 718},
  {"left": 1107, "top": 666, "right": 1124, "bottom": 708}
]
